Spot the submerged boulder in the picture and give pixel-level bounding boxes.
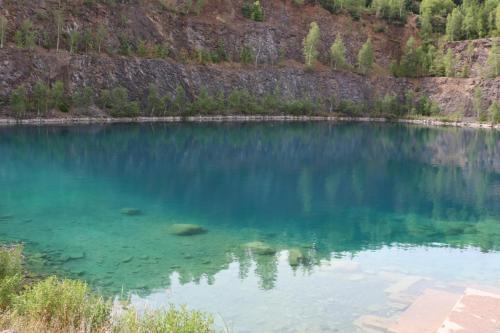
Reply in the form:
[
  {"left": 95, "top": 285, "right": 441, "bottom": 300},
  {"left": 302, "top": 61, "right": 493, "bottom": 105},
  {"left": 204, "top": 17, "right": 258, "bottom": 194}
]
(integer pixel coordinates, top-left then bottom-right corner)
[
  {"left": 170, "top": 224, "right": 207, "bottom": 236},
  {"left": 244, "top": 241, "right": 276, "bottom": 255},
  {"left": 288, "top": 248, "right": 305, "bottom": 267},
  {"left": 120, "top": 208, "right": 142, "bottom": 216}
]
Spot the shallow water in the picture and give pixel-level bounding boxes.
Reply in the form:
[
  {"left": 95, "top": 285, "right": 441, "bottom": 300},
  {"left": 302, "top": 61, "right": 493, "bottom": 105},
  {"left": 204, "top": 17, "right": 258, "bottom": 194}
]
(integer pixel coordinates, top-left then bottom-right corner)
[{"left": 1, "top": 122, "right": 500, "bottom": 332}]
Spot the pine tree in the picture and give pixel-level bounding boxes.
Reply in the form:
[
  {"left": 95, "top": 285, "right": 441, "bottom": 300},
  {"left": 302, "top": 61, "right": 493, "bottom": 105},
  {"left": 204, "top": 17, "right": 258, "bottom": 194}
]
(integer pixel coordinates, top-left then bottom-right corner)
[
  {"left": 446, "top": 8, "right": 463, "bottom": 41},
  {"left": 329, "top": 34, "right": 347, "bottom": 70},
  {"left": 357, "top": 38, "right": 374, "bottom": 74},
  {"left": 303, "top": 22, "right": 320, "bottom": 68},
  {"left": 444, "top": 48, "right": 456, "bottom": 77},
  {"left": 95, "top": 24, "right": 107, "bottom": 53},
  {"left": 485, "top": 41, "right": 500, "bottom": 78},
  {"left": 420, "top": 9, "right": 433, "bottom": 41}
]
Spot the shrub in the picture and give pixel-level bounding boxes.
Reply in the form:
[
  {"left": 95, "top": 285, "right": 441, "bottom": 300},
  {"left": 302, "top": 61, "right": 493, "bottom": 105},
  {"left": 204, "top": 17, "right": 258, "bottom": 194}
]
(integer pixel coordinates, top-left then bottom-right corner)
[
  {"left": 240, "top": 46, "right": 254, "bottom": 64},
  {"left": 242, "top": 1, "right": 264, "bottom": 21},
  {"left": 112, "top": 306, "right": 214, "bottom": 333},
  {"left": 32, "top": 81, "right": 50, "bottom": 115},
  {"left": 10, "top": 86, "right": 28, "bottom": 116},
  {"left": 73, "top": 87, "right": 94, "bottom": 111},
  {"left": 14, "top": 20, "right": 37, "bottom": 50},
  {"left": 490, "top": 102, "right": 500, "bottom": 124},
  {"left": 0, "top": 245, "right": 23, "bottom": 309},
  {"left": 14, "top": 276, "right": 111, "bottom": 331}
]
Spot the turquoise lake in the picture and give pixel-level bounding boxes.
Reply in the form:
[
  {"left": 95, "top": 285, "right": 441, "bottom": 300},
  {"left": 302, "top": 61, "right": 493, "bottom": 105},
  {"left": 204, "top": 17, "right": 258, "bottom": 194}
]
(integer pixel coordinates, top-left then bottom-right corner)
[{"left": 1, "top": 122, "right": 500, "bottom": 332}]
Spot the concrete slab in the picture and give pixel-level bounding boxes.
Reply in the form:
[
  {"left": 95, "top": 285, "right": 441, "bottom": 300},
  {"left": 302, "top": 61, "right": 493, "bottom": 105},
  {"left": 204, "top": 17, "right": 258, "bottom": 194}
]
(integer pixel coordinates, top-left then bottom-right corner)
[
  {"left": 388, "top": 289, "right": 462, "bottom": 333},
  {"left": 437, "top": 288, "right": 500, "bottom": 333}
]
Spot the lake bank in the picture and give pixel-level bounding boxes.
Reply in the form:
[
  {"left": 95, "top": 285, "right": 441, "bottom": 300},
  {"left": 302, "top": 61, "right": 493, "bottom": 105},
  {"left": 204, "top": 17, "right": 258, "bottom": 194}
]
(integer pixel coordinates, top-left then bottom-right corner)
[{"left": 1, "top": 115, "right": 499, "bottom": 129}]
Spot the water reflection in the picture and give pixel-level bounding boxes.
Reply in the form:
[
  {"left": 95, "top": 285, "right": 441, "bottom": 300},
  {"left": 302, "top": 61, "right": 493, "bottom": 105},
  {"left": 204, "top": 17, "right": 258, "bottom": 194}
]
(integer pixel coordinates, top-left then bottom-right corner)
[{"left": 0, "top": 122, "right": 500, "bottom": 295}]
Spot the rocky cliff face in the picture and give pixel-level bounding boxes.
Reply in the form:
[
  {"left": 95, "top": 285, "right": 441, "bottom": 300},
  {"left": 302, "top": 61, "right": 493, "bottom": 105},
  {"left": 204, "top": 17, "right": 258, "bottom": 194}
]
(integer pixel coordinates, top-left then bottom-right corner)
[{"left": 0, "top": 0, "right": 498, "bottom": 118}]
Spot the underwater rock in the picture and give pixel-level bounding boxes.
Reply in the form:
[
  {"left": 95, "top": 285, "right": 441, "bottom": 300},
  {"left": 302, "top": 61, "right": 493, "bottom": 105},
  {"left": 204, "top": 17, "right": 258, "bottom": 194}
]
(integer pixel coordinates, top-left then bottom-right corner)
[
  {"left": 288, "top": 248, "right": 305, "bottom": 267},
  {"left": 170, "top": 224, "right": 207, "bottom": 236},
  {"left": 121, "top": 256, "right": 134, "bottom": 263},
  {"left": 120, "top": 208, "right": 142, "bottom": 216},
  {"left": 61, "top": 252, "right": 86, "bottom": 262},
  {"left": 244, "top": 241, "right": 276, "bottom": 255}
]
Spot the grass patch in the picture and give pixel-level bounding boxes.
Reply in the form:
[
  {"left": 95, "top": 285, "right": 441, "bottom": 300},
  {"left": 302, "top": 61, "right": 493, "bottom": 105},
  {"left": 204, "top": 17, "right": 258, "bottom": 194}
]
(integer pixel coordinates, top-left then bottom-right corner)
[{"left": 0, "top": 245, "right": 216, "bottom": 333}]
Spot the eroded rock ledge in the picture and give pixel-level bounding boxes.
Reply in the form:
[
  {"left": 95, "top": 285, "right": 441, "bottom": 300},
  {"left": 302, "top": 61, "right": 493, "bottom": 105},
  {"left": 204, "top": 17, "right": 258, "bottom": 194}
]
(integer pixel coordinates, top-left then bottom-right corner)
[{"left": 0, "top": 47, "right": 498, "bottom": 117}]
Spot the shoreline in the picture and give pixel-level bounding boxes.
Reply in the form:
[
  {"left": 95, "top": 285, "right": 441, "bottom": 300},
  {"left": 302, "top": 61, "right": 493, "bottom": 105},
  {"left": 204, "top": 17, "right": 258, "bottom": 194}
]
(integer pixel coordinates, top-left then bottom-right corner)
[{"left": 0, "top": 115, "right": 499, "bottom": 129}]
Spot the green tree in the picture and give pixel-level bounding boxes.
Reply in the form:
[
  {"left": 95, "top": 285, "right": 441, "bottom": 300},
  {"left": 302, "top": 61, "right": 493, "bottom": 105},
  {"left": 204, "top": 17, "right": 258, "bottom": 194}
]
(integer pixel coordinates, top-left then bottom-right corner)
[
  {"left": 398, "top": 37, "right": 428, "bottom": 77},
  {"left": 357, "top": 38, "right": 374, "bottom": 74},
  {"left": 446, "top": 8, "right": 463, "bottom": 41},
  {"left": 67, "top": 28, "right": 80, "bottom": 54},
  {"left": 490, "top": 101, "right": 500, "bottom": 124},
  {"left": 485, "top": 41, "right": 500, "bottom": 77},
  {"left": 444, "top": 48, "right": 456, "bottom": 76},
  {"left": 146, "top": 84, "right": 164, "bottom": 116},
  {"left": 95, "top": 24, "right": 107, "bottom": 53},
  {"left": 54, "top": 10, "right": 64, "bottom": 52},
  {"left": 73, "top": 87, "right": 94, "bottom": 111},
  {"left": 420, "top": 9, "right": 433, "bottom": 41},
  {"left": 33, "top": 81, "right": 50, "bottom": 116},
  {"left": 10, "top": 86, "right": 28, "bottom": 116},
  {"left": 303, "top": 22, "right": 320, "bottom": 68},
  {"left": 0, "top": 15, "right": 6, "bottom": 49},
  {"left": 330, "top": 34, "right": 347, "bottom": 69},
  {"left": 251, "top": 1, "right": 264, "bottom": 21},
  {"left": 473, "top": 87, "right": 486, "bottom": 120},
  {"left": 14, "top": 20, "right": 37, "bottom": 50},
  {"left": 462, "top": 6, "right": 477, "bottom": 39},
  {"left": 51, "top": 81, "right": 66, "bottom": 111}
]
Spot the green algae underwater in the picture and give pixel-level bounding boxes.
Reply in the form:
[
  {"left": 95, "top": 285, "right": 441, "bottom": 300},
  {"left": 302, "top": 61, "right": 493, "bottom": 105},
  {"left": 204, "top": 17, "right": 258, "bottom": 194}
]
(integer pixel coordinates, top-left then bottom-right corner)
[{"left": 1, "top": 122, "right": 500, "bottom": 332}]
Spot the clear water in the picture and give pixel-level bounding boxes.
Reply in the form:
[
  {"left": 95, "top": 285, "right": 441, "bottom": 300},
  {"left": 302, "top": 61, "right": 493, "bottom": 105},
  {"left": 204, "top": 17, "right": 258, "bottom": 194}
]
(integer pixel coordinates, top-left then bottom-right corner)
[{"left": 1, "top": 122, "right": 500, "bottom": 332}]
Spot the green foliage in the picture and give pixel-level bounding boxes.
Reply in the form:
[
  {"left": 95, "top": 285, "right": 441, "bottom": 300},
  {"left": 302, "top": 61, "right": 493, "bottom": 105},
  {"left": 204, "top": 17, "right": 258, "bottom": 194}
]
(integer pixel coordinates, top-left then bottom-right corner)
[
  {"left": 0, "top": 15, "right": 7, "bottom": 49},
  {"left": 485, "top": 41, "right": 500, "bottom": 78},
  {"left": 10, "top": 86, "right": 28, "bottom": 116},
  {"left": 95, "top": 24, "right": 108, "bottom": 53},
  {"left": 113, "top": 306, "right": 214, "bottom": 333},
  {"left": 443, "top": 48, "right": 457, "bottom": 77},
  {"left": 372, "top": 0, "right": 407, "bottom": 23},
  {"left": 14, "top": 276, "right": 111, "bottom": 331},
  {"left": 446, "top": 8, "right": 464, "bottom": 41},
  {"left": 33, "top": 81, "right": 50, "bottom": 115},
  {"left": 240, "top": 45, "right": 254, "bottom": 64},
  {"left": 0, "top": 245, "right": 23, "bottom": 309},
  {"left": 318, "top": 0, "right": 365, "bottom": 19},
  {"left": 172, "top": 85, "right": 188, "bottom": 114},
  {"left": 357, "top": 39, "right": 374, "bottom": 74},
  {"left": 330, "top": 34, "right": 347, "bottom": 70},
  {"left": 100, "top": 87, "right": 140, "bottom": 117},
  {"left": 73, "top": 87, "right": 94, "bottom": 111},
  {"left": 50, "top": 81, "right": 68, "bottom": 112},
  {"left": 303, "top": 22, "right": 320, "bottom": 68},
  {"left": 146, "top": 84, "right": 164, "bottom": 116},
  {"left": 14, "top": 20, "right": 37, "bottom": 50},
  {"left": 442, "top": 0, "right": 499, "bottom": 41},
  {"left": 489, "top": 101, "right": 500, "bottom": 124},
  {"left": 473, "top": 87, "right": 486, "bottom": 120},
  {"left": 242, "top": 1, "right": 264, "bottom": 22},
  {"left": 391, "top": 37, "right": 428, "bottom": 77},
  {"left": 118, "top": 34, "right": 133, "bottom": 56}
]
